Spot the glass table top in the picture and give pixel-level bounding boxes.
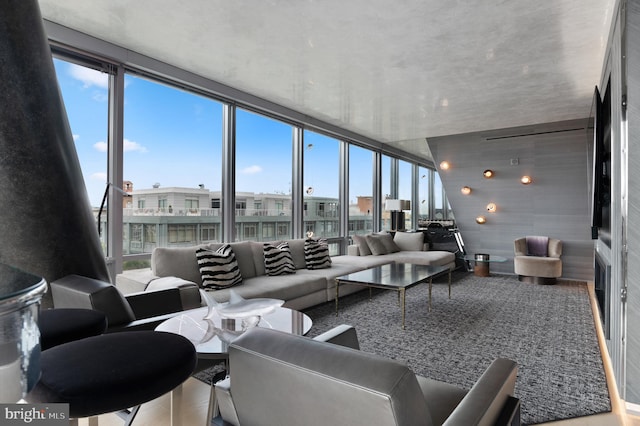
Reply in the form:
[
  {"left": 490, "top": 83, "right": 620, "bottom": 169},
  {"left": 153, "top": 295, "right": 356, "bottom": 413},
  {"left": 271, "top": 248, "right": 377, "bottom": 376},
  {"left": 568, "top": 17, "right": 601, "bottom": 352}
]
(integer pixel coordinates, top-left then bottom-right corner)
[
  {"left": 463, "top": 254, "right": 508, "bottom": 263},
  {"left": 336, "top": 263, "right": 450, "bottom": 290},
  {"left": 155, "top": 306, "right": 312, "bottom": 359}
]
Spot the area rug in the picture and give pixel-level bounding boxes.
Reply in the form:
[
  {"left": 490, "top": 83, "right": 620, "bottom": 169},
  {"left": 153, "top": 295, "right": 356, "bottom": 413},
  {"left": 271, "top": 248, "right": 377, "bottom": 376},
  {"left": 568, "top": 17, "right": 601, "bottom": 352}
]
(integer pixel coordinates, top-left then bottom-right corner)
[
  {"left": 303, "top": 273, "right": 611, "bottom": 425},
  {"left": 194, "top": 273, "right": 611, "bottom": 425}
]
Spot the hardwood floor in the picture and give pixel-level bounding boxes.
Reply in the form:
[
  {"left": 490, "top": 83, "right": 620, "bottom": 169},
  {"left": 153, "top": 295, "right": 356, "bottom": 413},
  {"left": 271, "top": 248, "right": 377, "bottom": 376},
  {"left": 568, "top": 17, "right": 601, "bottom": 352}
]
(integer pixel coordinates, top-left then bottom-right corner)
[{"left": 82, "top": 281, "right": 633, "bottom": 426}]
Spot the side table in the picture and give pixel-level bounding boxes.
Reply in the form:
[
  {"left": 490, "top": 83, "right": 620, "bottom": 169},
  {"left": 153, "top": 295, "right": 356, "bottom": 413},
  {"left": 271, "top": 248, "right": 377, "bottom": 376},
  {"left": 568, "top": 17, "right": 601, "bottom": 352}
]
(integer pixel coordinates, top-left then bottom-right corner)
[{"left": 464, "top": 254, "right": 508, "bottom": 277}]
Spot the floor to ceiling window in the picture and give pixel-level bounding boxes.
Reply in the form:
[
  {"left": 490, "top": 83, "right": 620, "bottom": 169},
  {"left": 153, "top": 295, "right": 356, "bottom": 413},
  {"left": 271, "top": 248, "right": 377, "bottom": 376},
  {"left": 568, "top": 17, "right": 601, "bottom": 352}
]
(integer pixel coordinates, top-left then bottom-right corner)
[
  {"left": 52, "top": 57, "right": 109, "bottom": 252},
  {"left": 51, "top": 41, "right": 449, "bottom": 280},
  {"left": 398, "top": 159, "right": 413, "bottom": 230},
  {"left": 122, "top": 73, "right": 223, "bottom": 254},
  {"left": 418, "top": 166, "right": 431, "bottom": 225},
  {"left": 235, "top": 108, "right": 293, "bottom": 242},
  {"left": 348, "top": 145, "right": 374, "bottom": 237},
  {"left": 303, "top": 130, "right": 340, "bottom": 240},
  {"left": 381, "top": 155, "right": 392, "bottom": 231}
]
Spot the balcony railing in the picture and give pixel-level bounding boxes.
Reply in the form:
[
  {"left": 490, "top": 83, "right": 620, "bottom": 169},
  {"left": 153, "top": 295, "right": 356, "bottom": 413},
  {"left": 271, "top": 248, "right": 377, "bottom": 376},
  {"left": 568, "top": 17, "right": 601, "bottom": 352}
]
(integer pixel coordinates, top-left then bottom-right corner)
[{"left": 124, "top": 208, "right": 222, "bottom": 216}]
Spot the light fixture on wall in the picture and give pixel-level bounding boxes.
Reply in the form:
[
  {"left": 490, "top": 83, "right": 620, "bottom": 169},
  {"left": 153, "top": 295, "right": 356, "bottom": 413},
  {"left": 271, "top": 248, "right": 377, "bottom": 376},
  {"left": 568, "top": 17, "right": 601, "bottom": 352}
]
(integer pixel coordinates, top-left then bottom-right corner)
[
  {"left": 439, "top": 161, "right": 450, "bottom": 170},
  {"left": 486, "top": 202, "right": 497, "bottom": 213},
  {"left": 476, "top": 216, "right": 487, "bottom": 224},
  {"left": 483, "top": 169, "right": 494, "bottom": 179},
  {"left": 521, "top": 175, "right": 532, "bottom": 185},
  {"left": 461, "top": 186, "right": 472, "bottom": 195}
]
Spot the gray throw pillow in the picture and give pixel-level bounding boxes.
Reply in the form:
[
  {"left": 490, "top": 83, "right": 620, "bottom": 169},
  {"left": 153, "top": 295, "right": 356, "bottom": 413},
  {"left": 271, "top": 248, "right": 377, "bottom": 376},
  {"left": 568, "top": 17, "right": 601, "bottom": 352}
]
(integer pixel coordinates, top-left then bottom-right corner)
[
  {"left": 393, "top": 231, "right": 424, "bottom": 251},
  {"left": 378, "top": 233, "right": 401, "bottom": 253},
  {"left": 352, "top": 234, "right": 372, "bottom": 256},
  {"left": 365, "top": 234, "right": 388, "bottom": 255}
]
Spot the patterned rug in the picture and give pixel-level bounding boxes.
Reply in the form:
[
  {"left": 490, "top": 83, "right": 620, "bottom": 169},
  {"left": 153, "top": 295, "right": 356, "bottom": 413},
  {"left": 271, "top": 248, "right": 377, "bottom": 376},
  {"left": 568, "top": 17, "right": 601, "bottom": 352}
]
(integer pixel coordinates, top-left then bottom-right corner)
[
  {"left": 194, "top": 272, "right": 611, "bottom": 425},
  {"left": 304, "top": 272, "right": 611, "bottom": 425}
]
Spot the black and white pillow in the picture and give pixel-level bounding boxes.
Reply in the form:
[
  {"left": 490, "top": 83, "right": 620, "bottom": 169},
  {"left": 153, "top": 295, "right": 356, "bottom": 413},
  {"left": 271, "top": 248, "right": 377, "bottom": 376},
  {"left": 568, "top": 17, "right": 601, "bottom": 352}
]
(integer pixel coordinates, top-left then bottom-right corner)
[
  {"left": 196, "top": 244, "right": 242, "bottom": 290},
  {"left": 263, "top": 242, "right": 296, "bottom": 276},
  {"left": 304, "top": 238, "right": 332, "bottom": 269}
]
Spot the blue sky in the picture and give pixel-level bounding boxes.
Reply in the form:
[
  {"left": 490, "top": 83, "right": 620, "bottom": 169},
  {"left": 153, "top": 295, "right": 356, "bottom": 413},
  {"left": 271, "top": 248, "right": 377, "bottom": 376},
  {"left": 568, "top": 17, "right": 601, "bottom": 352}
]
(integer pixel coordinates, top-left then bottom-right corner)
[{"left": 53, "top": 59, "right": 424, "bottom": 209}]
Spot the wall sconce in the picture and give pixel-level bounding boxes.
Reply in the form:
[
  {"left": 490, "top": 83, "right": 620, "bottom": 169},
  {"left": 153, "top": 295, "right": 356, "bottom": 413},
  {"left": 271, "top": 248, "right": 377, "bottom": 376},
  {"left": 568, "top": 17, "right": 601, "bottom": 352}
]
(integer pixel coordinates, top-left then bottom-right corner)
[
  {"left": 439, "top": 161, "right": 450, "bottom": 170},
  {"left": 521, "top": 175, "right": 532, "bottom": 185},
  {"left": 461, "top": 186, "right": 472, "bottom": 195},
  {"left": 486, "top": 202, "right": 497, "bottom": 213},
  {"left": 475, "top": 216, "right": 487, "bottom": 224},
  {"left": 483, "top": 169, "right": 494, "bottom": 179}
]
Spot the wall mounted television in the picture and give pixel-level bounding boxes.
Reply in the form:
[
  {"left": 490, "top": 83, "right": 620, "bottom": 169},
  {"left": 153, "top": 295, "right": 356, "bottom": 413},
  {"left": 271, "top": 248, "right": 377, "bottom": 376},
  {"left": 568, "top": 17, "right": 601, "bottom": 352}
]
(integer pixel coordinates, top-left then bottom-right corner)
[{"left": 589, "top": 80, "right": 612, "bottom": 245}]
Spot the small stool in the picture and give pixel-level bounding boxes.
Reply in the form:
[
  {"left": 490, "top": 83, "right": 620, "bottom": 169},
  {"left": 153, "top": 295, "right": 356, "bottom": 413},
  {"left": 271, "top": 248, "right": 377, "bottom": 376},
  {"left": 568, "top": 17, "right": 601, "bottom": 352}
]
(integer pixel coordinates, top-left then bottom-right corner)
[
  {"left": 39, "top": 308, "right": 108, "bottom": 350},
  {"left": 27, "top": 330, "right": 196, "bottom": 425}
]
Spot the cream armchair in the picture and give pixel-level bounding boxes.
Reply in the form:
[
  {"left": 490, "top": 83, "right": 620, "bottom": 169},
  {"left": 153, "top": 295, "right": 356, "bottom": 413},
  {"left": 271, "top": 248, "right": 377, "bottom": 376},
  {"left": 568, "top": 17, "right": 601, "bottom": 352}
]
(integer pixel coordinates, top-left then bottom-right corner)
[{"left": 514, "top": 236, "right": 562, "bottom": 284}]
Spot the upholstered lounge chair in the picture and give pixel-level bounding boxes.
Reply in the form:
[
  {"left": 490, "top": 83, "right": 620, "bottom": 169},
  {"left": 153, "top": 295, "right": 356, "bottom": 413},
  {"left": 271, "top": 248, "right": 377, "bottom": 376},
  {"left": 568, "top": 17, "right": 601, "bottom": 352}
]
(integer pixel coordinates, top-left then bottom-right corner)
[
  {"left": 213, "top": 326, "right": 521, "bottom": 426},
  {"left": 50, "top": 274, "right": 202, "bottom": 332},
  {"left": 514, "top": 236, "right": 562, "bottom": 285}
]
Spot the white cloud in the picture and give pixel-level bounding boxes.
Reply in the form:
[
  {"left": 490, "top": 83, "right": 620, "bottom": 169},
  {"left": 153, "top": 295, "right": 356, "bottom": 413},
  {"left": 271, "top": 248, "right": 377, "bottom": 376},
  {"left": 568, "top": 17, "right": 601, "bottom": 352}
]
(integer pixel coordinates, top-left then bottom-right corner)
[
  {"left": 241, "top": 165, "right": 262, "bottom": 174},
  {"left": 124, "top": 139, "right": 148, "bottom": 153},
  {"left": 91, "top": 172, "right": 107, "bottom": 181},
  {"left": 73, "top": 134, "right": 80, "bottom": 141},
  {"left": 93, "top": 139, "right": 148, "bottom": 153},
  {"left": 92, "top": 92, "right": 108, "bottom": 102},
  {"left": 69, "top": 64, "right": 108, "bottom": 89},
  {"left": 94, "top": 141, "right": 108, "bottom": 152}
]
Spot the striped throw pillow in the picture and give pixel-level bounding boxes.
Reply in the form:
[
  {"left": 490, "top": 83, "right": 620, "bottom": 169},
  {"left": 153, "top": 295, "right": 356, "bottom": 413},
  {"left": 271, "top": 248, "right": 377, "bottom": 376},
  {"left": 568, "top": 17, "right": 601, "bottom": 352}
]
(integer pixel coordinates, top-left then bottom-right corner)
[
  {"left": 263, "top": 242, "right": 296, "bottom": 276},
  {"left": 196, "top": 244, "right": 243, "bottom": 290},
  {"left": 304, "top": 238, "right": 332, "bottom": 269}
]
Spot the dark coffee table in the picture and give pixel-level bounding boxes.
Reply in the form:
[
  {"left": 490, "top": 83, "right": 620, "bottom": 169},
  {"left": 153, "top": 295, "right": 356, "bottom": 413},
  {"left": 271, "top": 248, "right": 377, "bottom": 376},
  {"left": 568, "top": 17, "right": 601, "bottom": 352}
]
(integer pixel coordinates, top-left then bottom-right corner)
[{"left": 335, "top": 263, "right": 451, "bottom": 329}]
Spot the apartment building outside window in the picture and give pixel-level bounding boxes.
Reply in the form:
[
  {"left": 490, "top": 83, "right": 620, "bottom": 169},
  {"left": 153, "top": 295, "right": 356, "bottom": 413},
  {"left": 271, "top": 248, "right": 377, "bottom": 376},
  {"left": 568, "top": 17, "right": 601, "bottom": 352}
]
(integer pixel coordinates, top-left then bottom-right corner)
[
  {"left": 304, "top": 130, "right": 340, "bottom": 238},
  {"left": 52, "top": 49, "right": 448, "bottom": 276},
  {"left": 349, "top": 146, "right": 374, "bottom": 236}
]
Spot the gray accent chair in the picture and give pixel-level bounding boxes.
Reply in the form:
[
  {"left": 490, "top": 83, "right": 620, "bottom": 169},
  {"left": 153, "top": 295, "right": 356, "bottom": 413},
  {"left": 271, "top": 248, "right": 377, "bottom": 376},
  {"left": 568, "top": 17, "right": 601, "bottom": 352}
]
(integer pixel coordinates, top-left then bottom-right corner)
[
  {"left": 514, "top": 237, "right": 563, "bottom": 284},
  {"left": 50, "top": 274, "right": 202, "bottom": 332},
  {"left": 213, "top": 325, "right": 520, "bottom": 426}
]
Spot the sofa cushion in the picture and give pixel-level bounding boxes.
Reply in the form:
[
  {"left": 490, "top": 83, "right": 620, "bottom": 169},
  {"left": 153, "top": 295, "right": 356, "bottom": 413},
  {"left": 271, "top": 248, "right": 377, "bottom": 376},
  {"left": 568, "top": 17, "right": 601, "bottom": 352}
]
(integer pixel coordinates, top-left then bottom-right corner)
[
  {"left": 209, "top": 273, "right": 327, "bottom": 303},
  {"left": 304, "top": 238, "right": 332, "bottom": 269},
  {"left": 365, "top": 234, "right": 388, "bottom": 255},
  {"left": 384, "top": 250, "right": 456, "bottom": 267},
  {"left": 393, "top": 232, "right": 424, "bottom": 251},
  {"left": 526, "top": 236, "right": 549, "bottom": 257},
  {"left": 152, "top": 244, "right": 210, "bottom": 285},
  {"left": 196, "top": 245, "right": 243, "bottom": 290},
  {"left": 366, "top": 233, "right": 400, "bottom": 255},
  {"left": 378, "top": 233, "right": 401, "bottom": 253},
  {"left": 286, "top": 239, "right": 308, "bottom": 270},
  {"left": 352, "top": 235, "right": 372, "bottom": 256},
  {"left": 264, "top": 242, "right": 296, "bottom": 276}
]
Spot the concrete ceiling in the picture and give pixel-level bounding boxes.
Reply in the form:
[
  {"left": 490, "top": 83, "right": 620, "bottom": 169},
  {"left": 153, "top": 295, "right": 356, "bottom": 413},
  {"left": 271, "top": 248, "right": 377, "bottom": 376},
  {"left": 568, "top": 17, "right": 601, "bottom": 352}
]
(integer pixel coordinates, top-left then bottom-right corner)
[{"left": 37, "top": 0, "right": 615, "bottom": 163}]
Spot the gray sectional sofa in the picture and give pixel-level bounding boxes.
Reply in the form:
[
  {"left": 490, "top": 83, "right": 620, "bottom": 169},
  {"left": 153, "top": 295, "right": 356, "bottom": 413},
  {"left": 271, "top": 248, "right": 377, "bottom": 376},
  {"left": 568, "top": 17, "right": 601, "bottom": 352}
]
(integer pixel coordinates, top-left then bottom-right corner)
[{"left": 139, "top": 232, "right": 456, "bottom": 311}]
